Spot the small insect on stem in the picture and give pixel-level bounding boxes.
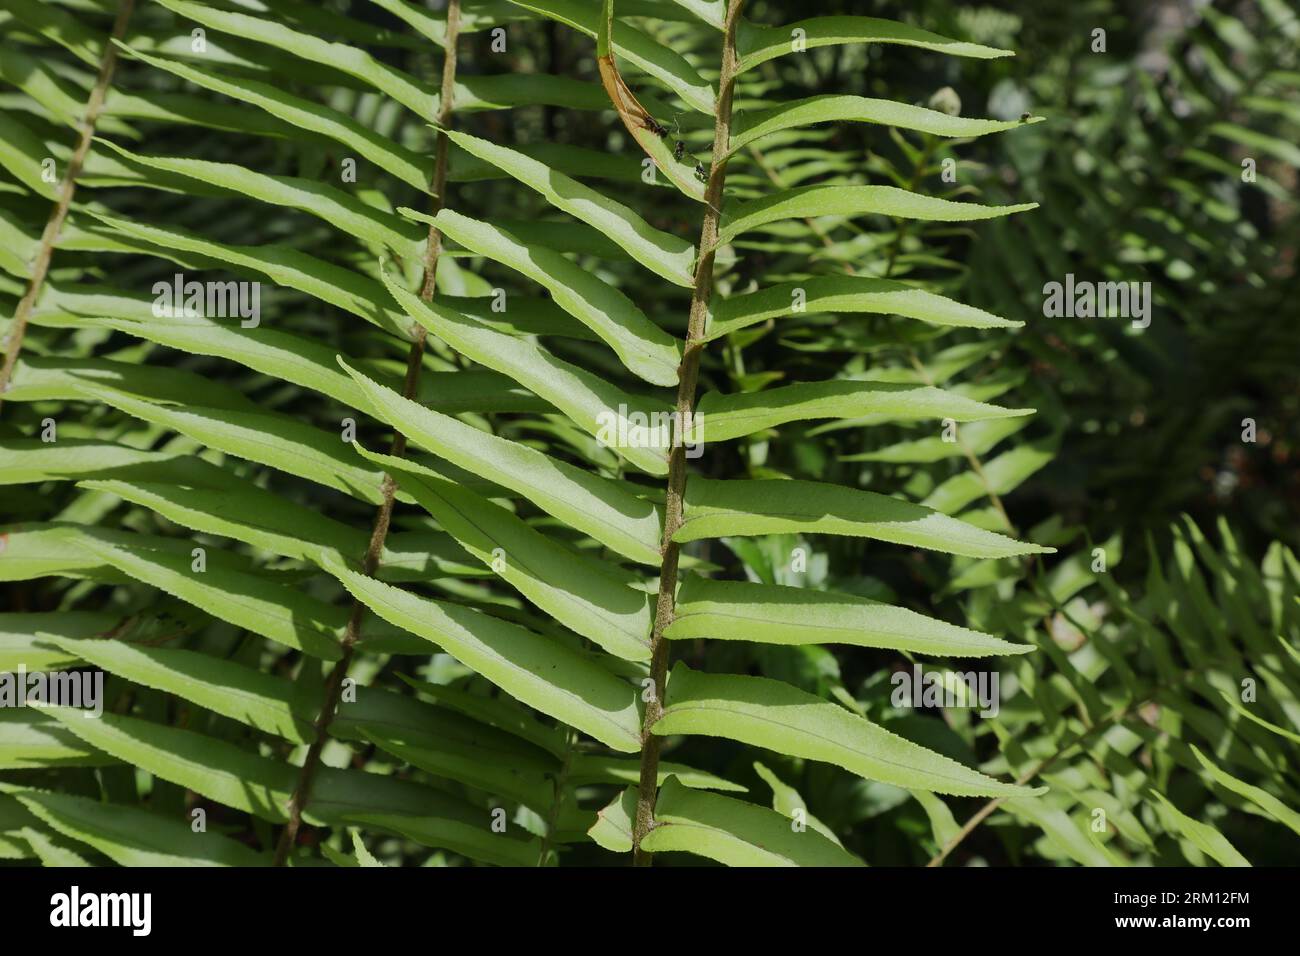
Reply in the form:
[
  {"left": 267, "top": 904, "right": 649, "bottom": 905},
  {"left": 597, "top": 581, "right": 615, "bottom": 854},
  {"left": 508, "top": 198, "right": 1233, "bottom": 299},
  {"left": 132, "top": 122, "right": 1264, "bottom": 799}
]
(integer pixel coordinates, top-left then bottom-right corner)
[
  {"left": 674, "top": 140, "right": 686, "bottom": 161},
  {"left": 643, "top": 116, "right": 668, "bottom": 137},
  {"left": 694, "top": 161, "right": 707, "bottom": 183},
  {"left": 1019, "top": 111, "right": 1031, "bottom": 122}
]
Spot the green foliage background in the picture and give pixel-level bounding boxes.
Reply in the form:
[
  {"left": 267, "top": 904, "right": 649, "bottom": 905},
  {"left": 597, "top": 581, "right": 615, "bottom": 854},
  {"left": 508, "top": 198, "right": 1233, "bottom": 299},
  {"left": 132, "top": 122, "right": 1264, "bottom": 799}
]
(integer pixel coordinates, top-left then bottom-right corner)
[{"left": 0, "top": 0, "right": 1297, "bottom": 867}]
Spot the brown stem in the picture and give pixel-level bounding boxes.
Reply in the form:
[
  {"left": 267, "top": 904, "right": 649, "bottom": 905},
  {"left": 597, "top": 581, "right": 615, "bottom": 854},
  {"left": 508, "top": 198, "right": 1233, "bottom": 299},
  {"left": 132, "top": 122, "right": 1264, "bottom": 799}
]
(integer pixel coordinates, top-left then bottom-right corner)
[
  {"left": 272, "top": 0, "right": 463, "bottom": 867},
  {"left": 0, "top": 0, "right": 136, "bottom": 416},
  {"left": 630, "top": 0, "right": 745, "bottom": 868}
]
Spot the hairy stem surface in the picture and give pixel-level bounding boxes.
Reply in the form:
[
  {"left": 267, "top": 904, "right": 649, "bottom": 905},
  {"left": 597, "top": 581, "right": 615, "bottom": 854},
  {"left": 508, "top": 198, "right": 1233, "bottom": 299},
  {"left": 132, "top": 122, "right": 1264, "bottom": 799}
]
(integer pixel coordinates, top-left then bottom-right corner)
[
  {"left": 0, "top": 0, "right": 136, "bottom": 416},
  {"left": 272, "top": 0, "right": 463, "bottom": 866},
  {"left": 631, "top": 0, "right": 745, "bottom": 867}
]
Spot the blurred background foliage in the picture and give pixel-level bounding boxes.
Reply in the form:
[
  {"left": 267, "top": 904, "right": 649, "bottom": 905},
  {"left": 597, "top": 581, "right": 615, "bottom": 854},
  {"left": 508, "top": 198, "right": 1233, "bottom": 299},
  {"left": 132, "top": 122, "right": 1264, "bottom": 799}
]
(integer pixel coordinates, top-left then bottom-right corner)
[{"left": 698, "top": 0, "right": 1300, "bottom": 865}]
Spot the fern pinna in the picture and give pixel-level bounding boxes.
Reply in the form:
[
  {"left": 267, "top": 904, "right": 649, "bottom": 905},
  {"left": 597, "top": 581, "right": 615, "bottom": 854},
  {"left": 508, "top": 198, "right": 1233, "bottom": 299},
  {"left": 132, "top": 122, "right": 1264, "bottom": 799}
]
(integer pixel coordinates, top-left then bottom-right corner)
[{"left": 2, "top": 0, "right": 1061, "bottom": 867}]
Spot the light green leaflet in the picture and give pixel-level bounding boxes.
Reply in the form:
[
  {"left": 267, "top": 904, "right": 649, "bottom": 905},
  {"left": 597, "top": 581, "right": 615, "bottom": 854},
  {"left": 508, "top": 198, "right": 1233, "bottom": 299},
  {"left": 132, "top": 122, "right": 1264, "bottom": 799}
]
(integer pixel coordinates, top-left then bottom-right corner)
[
  {"left": 326, "top": 559, "right": 644, "bottom": 753},
  {"left": 42, "top": 637, "right": 565, "bottom": 812},
  {"left": 666, "top": 576, "right": 1032, "bottom": 656},
  {"left": 104, "top": 88, "right": 297, "bottom": 140},
  {"left": 345, "top": 812, "right": 540, "bottom": 867},
  {"left": 150, "top": 0, "right": 601, "bottom": 116},
  {"left": 842, "top": 417, "right": 1029, "bottom": 464},
  {"left": 567, "top": 754, "right": 745, "bottom": 792},
  {"left": 1, "top": 807, "right": 49, "bottom": 860},
  {"left": 12, "top": 353, "right": 256, "bottom": 413},
  {"left": 366, "top": 0, "right": 511, "bottom": 47},
  {"left": 380, "top": 267, "right": 672, "bottom": 475},
  {"left": 449, "top": 141, "right": 649, "bottom": 188},
  {"left": 441, "top": 128, "right": 695, "bottom": 286},
  {"left": 662, "top": 0, "right": 725, "bottom": 29},
  {"left": 154, "top": 0, "right": 435, "bottom": 117},
  {"left": 511, "top": 0, "right": 714, "bottom": 114},
  {"left": 361, "top": 728, "right": 556, "bottom": 814},
  {"left": 3, "top": 0, "right": 105, "bottom": 65},
  {"left": 74, "top": 140, "right": 219, "bottom": 194},
  {"left": 18, "top": 828, "right": 90, "bottom": 867},
  {"left": 87, "top": 213, "right": 409, "bottom": 339},
  {"left": 1150, "top": 792, "right": 1251, "bottom": 867},
  {"left": 0, "top": 113, "right": 59, "bottom": 200},
  {"left": 76, "top": 536, "right": 344, "bottom": 661},
  {"left": 354, "top": 444, "right": 655, "bottom": 661},
  {"left": 1001, "top": 798, "right": 1122, "bottom": 867},
  {"left": 382, "top": 532, "right": 499, "bottom": 584},
  {"left": 912, "top": 791, "right": 961, "bottom": 848},
  {"left": 922, "top": 439, "right": 1057, "bottom": 515},
  {"left": 341, "top": 359, "right": 664, "bottom": 564},
  {"left": 75, "top": 381, "right": 389, "bottom": 505},
  {"left": 45, "top": 708, "right": 517, "bottom": 864},
  {"left": 94, "top": 140, "right": 425, "bottom": 262},
  {"left": 88, "top": 475, "right": 464, "bottom": 585},
  {"left": 730, "top": 96, "right": 1041, "bottom": 155},
  {"left": 0, "top": 612, "right": 111, "bottom": 671},
  {"left": 0, "top": 712, "right": 113, "bottom": 770},
  {"left": 677, "top": 477, "right": 1052, "bottom": 559},
  {"left": 431, "top": 209, "right": 682, "bottom": 385},
  {"left": 341, "top": 682, "right": 567, "bottom": 769},
  {"left": 0, "top": 524, "right": 154, "bottom": 584},
  {"left": 77, "top": 479, "right": 368, "bottom": 568},
  {"left": 948, "top": 369, "right": 1026, "bottom": 404},
  {"left": 588, "top": 786, "right": 637, "bottom": 852},
  {"left": 1054, "top": 540, "right": 1126, "bottom": 608},
  {"left": 71, "top": 311, "right": 370, "bottom": 412},
  {"left": 359, "top": 731, "right": 592, "bottom": 839},
  {"left": 468, "top": 215, "right": 632, "bottom": 261},
  {"left": 754, "top": 761, "right": 843, "bottom": 844},
  {"left": 716, "top": 185, "right": 1036, "bottom": 247},
  {"left": 734, "top": 16, "right": 1014, "bottom": 74},
  {"left": 0, "top": 438, "right": 224, "bottom": 488},
  {"left": 452, "top": 74, "right": 616, "bottom": 113},
  {"left": 908, "top": 340, "right": 1002, "bottom": 385},
  {"left": 10, "top": 788, "right": 268, "bottom": 866},
  {"left": 1191, "top": 745, "right": 1300, "bottom": 837},
  {"left": 398, "top": 676, "right": 571, "bottom": 758},
  {"left": 435, "top": 292, "right": 596, "bottom": 340},
  {"left": 46, "top": 638, "right": 310, "bottom": 744},
  {"left": 705, "top": 276, "right": 1020, "bottom": 341},
  {"left": 320, "top": 840, "right": 362, "bottom": 868},
  {"left": 0, "top": 48, "right": 134, "bottom": 138},
  {"left": 40, "top": 711, "right": 275, "bottom": 824},
  {"left": 40, "top": 308, "right": 525, "bottom": 416},
  {"left": 655, "top": 665, "right": 1042, "bottom": 797},
  {"left": 243, "top": 0, "right": 426, "bottom": 51},
  {"left": 348, "top": 830, "right": 383, "bottom": 868},
  {"left": 123, "top": 46, "right": 432, "bottom": 191},
  {"left": 59, "top": 521, "right": 298, "bottom": 578},
  {"left": 640, "top": 776, "right": 865, "bottom": 866},
  {"left": 694, "top": 381, "right": 1032, "bottom": 442},
  {"left": 0, "top": 209, "right": 36, "bottom": 277}
]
